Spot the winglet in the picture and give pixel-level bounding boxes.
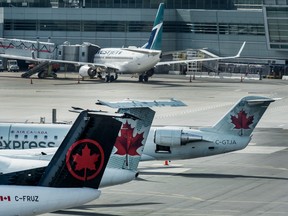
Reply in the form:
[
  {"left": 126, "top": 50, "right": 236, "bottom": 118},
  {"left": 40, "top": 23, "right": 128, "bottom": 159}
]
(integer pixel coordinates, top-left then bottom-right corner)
[{"left": 235, "top": 41, "right": 246, "bottom": 58}]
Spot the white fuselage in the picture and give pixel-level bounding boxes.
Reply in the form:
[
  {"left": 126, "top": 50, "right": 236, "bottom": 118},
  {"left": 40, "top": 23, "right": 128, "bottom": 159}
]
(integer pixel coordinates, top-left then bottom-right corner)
[
  {"left": 0, "top": 123, "right": 251, "bottom": 162},
  {"left": 94, "top": 47, "right": 161, "bottom": 73},
  {"left": 0, "top": 186, "right": 100, "bottom": 216},
  {"left": 0, "top": 155, "right": 137, "bottom": 188}
]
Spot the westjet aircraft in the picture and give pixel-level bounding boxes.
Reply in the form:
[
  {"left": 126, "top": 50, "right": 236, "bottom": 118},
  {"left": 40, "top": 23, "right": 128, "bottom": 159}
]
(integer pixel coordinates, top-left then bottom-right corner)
[
  {"left": 0, "top": 110, "right": 124, "bottom": 216},
  {"left": 0, "top": 96, "right": 274, "bottom": 165},
  {"left": 0, "top": 3, "right": 245, "bottom": 82}
]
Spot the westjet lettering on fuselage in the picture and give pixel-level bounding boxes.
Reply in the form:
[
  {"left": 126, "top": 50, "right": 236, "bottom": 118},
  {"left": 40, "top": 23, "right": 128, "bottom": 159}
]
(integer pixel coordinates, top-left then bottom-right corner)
[{"left": 96, "top": 49, "right": 123, "bottom": 55}]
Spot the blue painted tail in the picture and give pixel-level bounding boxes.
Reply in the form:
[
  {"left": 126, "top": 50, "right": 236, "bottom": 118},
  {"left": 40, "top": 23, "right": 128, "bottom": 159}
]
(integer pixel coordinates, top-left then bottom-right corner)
[{"left": 142, "top": 3, "right": 164, "bottom": 50}]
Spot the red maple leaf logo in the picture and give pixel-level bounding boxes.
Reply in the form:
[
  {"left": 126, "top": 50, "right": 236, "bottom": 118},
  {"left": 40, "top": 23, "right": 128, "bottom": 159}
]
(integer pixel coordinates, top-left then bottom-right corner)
[
  {"left": 73, "top": 145, "right": 99, "bottom": 172},
  {"left": 231, "top": 110, "right": 254, "bottom": 129},
  {"left": 66, "top": 139, "right": 104, "bottom": 181},
  {"left": 114, "top": 122, "right": 144, "bottom": 156}
]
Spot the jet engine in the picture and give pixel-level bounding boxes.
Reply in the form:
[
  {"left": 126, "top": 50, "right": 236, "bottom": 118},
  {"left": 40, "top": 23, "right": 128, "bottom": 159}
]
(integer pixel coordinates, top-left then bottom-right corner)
[
  {"left": 154, "top": 128, "right": 202, "bottom": 147},
  {"left": 79, "top": 65, "right": 96, "bottom": 78}
]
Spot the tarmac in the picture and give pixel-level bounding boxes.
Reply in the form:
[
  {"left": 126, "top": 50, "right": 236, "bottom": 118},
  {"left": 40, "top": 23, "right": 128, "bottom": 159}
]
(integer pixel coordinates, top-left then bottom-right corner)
[{"left": 1, "top": 72, "right": 288, "bottom": 216}]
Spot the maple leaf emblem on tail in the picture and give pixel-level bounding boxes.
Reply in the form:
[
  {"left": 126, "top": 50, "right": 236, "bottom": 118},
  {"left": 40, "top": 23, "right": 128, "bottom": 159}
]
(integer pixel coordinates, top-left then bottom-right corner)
[
  {"left": 73, "top": 145, "right": 99, "bottom": 172},
  {"left": 114, "top": 121, "right": 144, "bottom": 156},
  {"left": 66, "top": 139, "right": 104, "bottom": 181},
  {"left": 231, "top": 110, "right": 254, "bottom": 136},
  {"left": 231, "top": 110, "right": 254, "bottom": 129}
]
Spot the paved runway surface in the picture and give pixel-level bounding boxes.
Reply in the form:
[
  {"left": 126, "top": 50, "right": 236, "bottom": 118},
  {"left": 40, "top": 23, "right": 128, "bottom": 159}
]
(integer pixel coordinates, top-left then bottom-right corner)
[{"left": 1, "top": 72, "right": 288, "bottom": 216}]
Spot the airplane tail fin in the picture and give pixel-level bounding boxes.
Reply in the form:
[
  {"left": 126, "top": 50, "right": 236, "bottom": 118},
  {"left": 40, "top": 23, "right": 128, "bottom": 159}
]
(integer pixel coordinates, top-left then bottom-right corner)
[
  {"left": 0, "top": 111, "right": 123, "bottom": 189},
  {"left": 108, "top": 107, "right": 155, "bottom": 173},
  {"left": 142, "top": 3, "right": 164, "bottom": 50},
  {"left": 96, "top": 99, "right": 185, "bottom": 174},
  {"left": 202, "top": 96, "right": 275, "bottom": 137},
  {"left": 38, "top": 111, "right": 122, "bottom": 188}
]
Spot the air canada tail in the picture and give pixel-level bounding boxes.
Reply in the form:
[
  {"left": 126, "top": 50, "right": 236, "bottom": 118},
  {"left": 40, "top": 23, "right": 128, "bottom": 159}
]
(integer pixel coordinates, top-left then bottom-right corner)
[
  {"left": 107, "top": 107, "right": 155, "bottom": 172},
  {"left": 142, "top": 3, "right": 164, "bottom": 50},
  {"left": 95, "top": 99, "right": 185, "bottom": 185},
  {"left": 0, "top": 111, "right": 122, "bottom": 189},
  {"left": 203, "top": 96, "right": 275, "bottom": 137}
]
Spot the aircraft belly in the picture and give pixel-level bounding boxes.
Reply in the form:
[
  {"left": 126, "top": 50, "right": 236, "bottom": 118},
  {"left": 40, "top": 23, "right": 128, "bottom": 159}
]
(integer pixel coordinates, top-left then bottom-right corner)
[{"left": 99, "top": 168, "right": 136, "bottom": 188}]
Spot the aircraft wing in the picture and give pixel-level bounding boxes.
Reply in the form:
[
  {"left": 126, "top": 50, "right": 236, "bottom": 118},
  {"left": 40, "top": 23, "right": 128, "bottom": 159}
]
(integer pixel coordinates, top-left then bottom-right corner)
[
  {"left": 96, "top": 98, "right": 186, "bottom": 108},
  {"left": 0, "top": 147, "right": 57, "bottom": 160},
  {"left": 0, "top": 53, "right": 116, "bottom": 70},
  {"left": 122, "top": 47, "right": 161, "bottom": 56},
  {"left": 157, "top": 41, "right": 246, "bottom": 66}
]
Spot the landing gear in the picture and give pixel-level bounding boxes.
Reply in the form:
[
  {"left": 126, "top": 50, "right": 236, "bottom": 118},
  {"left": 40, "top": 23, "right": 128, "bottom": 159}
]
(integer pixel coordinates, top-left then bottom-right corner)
[
  {"left": 138, "top": 74, "right": 149, "bottom": 82},
  {"left": 105, "top": 74, "right": 117, "bottom": 82},
  {"left": 97, "top": 72, "right": 102, "bottom": 79},
  {"left": 143, "top": 74, "right": 149, "bottom": 82},
  {"left": 105, "top": 75, "right": 110, "bottom": 82}
]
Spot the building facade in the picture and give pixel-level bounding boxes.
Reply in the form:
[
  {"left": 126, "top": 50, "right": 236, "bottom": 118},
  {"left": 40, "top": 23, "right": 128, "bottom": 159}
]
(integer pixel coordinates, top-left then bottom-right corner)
[{"left": 0, "top": 0, "right": 288, "bottom": 66}]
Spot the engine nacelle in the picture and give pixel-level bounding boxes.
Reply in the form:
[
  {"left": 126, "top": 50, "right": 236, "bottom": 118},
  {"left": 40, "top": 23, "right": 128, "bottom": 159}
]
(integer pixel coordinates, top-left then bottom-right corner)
[
  {"left": 154, "top": 128, "right": 202, "bottom": 147},
  {"left": 79, "top": 65, "right": 96, "bottom": 78}
]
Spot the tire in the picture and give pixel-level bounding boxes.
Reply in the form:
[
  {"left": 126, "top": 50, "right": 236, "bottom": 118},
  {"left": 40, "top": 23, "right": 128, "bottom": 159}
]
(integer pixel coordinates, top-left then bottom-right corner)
[
  {"left": 38, "top": 71, "right": 45, "bottom": 79},
  {"left": 110, "top": 75, "right": 115, "bottom": 82},
  {"left": 143, "top": 75, "right": 149, "bottom": 82},
  {"left": 138, "top": 74, "right": 144, "bottom": 82},
  {"left": 105, "top": 75, "right": 110, "bottom": 82}
]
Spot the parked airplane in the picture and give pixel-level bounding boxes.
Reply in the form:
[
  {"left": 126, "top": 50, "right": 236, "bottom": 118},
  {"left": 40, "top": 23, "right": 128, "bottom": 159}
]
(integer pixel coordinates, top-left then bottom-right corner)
[
  {"left": 0, "top": 3, "right": 246, "bottom": 82},
  {"left": 0, "top": 101, "right": 158, "bottom": 190},
  {"left": 0, "top": 110, "right": 123, "bottom": 216},
  {"left": 0, "top": 96, "right": 274, "bottom": 164}
]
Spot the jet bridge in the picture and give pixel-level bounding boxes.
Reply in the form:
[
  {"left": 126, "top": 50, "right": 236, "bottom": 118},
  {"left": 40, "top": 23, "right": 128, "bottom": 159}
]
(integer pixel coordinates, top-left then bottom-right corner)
[{"left": 0, "top": 38, "right": 101, "bottom": 78}]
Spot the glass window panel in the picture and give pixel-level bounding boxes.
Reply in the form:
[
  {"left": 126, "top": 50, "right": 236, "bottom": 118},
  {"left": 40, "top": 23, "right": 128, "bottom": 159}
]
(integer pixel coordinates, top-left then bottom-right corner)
[
  {"left": 14, "top": 21, "right": 37, "bottom": 30},
  {"left": 135, "top": 0, "right": 142, "bottom": 7},
  {"left": 99, "top": 0, "right": 106, "bottom": 7},
  {"left": 129, "top": 0, "right": 136, "bottom": 8},
  {"left": 4, "top": 20, "right": 12, "bottom": 30}
]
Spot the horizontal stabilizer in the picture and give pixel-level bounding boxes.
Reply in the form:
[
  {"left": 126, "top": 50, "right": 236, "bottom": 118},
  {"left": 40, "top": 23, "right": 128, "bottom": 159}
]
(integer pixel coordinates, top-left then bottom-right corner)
[
  {"left": 96, "top": 98, "right": 186, "bottom": 108},
  {"left": 69, "top": 107, "right": 139, "bottom": 120}
]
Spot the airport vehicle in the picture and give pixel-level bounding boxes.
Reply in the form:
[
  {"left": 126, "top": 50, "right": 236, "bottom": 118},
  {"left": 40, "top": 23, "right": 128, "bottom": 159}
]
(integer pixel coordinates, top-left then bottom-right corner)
[
  {"left": 7, "top": 59, "right": 19, "bottom": 72},
  {"left": 0, "top": 110, "right": 122, "bottom": 216},
  {"left": 0, "top": 96, "right": 274, "bottom": 163},
  {"left": 0, "top": 3, "right": 245, "bottom": 82}
]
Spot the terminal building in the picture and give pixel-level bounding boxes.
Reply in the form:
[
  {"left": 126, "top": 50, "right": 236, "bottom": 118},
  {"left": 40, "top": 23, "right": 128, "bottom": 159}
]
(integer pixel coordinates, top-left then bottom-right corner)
[{"left": 0, "top": 0, "right": 287, "bottom": 76}]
